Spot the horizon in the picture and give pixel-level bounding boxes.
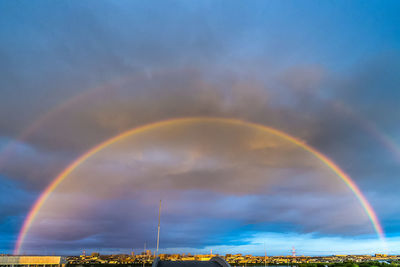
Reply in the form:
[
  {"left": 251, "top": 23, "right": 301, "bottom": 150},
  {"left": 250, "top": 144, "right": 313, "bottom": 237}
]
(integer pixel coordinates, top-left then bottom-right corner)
[{"left": 6, "top": 251, "right": 398, "bottom": 257}]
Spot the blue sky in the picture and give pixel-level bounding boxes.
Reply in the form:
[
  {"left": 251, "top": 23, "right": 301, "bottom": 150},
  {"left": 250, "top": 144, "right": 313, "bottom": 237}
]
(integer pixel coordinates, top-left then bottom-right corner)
[{"left": 1, "top": 0, "right": 400, "bottom": 256}]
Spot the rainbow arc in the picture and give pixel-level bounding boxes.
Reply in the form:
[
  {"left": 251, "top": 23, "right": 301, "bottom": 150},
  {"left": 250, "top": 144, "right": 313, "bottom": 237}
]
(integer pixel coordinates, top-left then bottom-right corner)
[{"left": 14, "top": 117, "right": 386, "bottom": 254}]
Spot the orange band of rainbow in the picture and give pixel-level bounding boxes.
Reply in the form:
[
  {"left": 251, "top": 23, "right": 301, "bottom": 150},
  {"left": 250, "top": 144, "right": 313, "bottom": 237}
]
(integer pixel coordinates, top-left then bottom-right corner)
[{"left": 14, "top": 117, "right": 386, "bottom": 254}]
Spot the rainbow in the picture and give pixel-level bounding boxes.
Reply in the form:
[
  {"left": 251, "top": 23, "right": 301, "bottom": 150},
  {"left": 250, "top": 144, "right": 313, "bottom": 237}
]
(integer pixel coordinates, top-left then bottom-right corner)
[
  {"left": 13, "top": 117, "right": 386, "bottom": 254},
  {"left": 0, "top": 74, "right": 130, "bottom": 170}
]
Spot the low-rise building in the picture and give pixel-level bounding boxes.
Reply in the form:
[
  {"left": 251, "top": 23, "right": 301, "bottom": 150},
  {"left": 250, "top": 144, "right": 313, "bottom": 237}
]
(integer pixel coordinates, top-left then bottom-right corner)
[{"left": 0, "top": 256, "right": 67, "bottom": 266}]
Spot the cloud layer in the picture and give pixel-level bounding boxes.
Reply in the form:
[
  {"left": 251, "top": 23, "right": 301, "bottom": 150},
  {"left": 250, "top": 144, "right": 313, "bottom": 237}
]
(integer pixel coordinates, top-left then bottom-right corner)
[{"left": 22, "top": 121, "right": 372, "bottom": 253}]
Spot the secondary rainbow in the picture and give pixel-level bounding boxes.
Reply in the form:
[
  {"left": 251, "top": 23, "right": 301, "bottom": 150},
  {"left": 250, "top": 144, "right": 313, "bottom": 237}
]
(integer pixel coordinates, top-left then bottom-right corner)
[{"left": 14, "top": 117, "right": 386, "bottom": 254}]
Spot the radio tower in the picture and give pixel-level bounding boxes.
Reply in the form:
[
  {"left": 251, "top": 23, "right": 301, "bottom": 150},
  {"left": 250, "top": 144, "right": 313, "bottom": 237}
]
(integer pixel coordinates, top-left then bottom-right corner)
[
  {"left": 264, "top": 242, "right": 267, "bottom": 267},
  {"left": 291, "top": 246, "right": 296, "bottom": 257},
  {"left": 156, "top": 200, "right": 161, "bottom": 257}
]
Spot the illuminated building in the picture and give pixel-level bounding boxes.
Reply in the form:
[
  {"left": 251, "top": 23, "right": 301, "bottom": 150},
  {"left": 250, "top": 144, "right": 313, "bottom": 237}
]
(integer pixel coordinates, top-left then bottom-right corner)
[{"left": 0, "top": 256, "right": 67, "bottom": 266}]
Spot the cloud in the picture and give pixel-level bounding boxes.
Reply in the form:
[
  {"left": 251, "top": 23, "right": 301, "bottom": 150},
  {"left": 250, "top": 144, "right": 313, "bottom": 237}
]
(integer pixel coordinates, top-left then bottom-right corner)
[{"left": 17, "top": 121, "right": 374, "bottom": 254}]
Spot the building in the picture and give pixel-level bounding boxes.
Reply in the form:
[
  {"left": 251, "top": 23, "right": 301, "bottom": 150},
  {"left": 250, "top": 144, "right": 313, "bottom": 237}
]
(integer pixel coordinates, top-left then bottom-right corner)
[
  {"left": 152, "top": 256, "right": 230, "bottom": 267},
  {"left": 0, "top": 256, "right": 67, "bottom": 266}
]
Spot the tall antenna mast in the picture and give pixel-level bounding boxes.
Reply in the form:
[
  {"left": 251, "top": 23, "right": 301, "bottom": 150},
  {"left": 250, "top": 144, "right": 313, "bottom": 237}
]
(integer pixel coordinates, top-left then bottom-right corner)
[
  {"left": 264, "top": 242, "right": 267, "bottom": 267},
  {"left": 156, "top": 200, "right": 162, "bottom": 257},
  {"left": 143, "top": 242, "right": 146, "bottom": 267}
]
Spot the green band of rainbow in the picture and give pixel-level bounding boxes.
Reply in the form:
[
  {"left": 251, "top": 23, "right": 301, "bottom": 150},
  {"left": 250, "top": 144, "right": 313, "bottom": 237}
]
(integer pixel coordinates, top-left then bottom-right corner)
[{"left": 14, "top": 117, "right": 385, "bottom": 254}]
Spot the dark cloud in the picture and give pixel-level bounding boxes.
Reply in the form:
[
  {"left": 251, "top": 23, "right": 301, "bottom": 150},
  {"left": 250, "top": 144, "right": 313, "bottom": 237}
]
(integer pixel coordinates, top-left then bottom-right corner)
[{"left": 16, "top": 122, "right": 372, "bottom": 254}]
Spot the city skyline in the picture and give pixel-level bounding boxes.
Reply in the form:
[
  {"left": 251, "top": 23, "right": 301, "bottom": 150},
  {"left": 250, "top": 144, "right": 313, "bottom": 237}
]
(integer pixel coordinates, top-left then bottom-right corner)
[{"left": 1, "top": 0, "right": 400, "bottom": 256}]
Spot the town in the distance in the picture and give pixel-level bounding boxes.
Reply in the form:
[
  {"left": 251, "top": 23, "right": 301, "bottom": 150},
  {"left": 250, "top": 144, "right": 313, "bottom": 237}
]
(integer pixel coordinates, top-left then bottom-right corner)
[
  {"left": 67, "top": 250, "right": 400, "bottom": 265},
  {"left": 1, "top": 250, "right": 400, "bottom": 266}
]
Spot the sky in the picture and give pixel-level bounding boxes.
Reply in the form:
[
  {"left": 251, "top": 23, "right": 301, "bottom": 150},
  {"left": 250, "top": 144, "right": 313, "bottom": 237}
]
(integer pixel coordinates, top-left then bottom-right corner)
[{"left": 1, "top": 0, "right": 400, "bottom": 256}]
